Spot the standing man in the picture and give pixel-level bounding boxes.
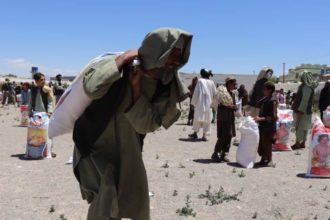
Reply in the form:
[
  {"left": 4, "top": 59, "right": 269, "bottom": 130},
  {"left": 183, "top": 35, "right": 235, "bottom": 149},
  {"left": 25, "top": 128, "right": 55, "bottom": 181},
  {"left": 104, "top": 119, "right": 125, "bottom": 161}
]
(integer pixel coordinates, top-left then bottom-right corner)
[
  {"left": 1, "top": 78, "right": 11, "bottom": 105},
  {"left": 238, "top": 84, "right": 248, "bottom": 116},
  {"left": 72, "top": 28, "right": 193, "bottom": 220},
  {"left": 319, "top": 81, "right": 330, "bottom": 121},
  {"left": 291, "top": 70, "right": 318, "bottom": 150},
  {"left": 189, "top": 68, "right": 216, "bottom": 141},
  {"left": 187, "top": 77, "right": 198, "bottom": 125},
  {"left": 53, "top": 74, "right": 65, "bottom": 104},
  {"left": 211, "top": 77, "right": 237, "bottom": 162},
  {"left": 29, "top": 73, "right": 54, "bottom": 117},
  {"left": 248, "top": 67, "right": 273, "bottom": 117},
  {"left": 29, "top": 73, "right": 55, "bottom": 157},
  {"left": 254, "top": 82, "right": 277, "bottom": 166}
]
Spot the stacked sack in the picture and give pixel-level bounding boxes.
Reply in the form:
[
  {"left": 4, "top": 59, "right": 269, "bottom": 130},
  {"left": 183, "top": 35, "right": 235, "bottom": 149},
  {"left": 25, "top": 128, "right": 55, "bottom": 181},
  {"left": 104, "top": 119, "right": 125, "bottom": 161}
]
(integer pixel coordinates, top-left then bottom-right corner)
[
  {"left": 273, "top": 109, "right": 293, "bottom": 151},
  {"left": 20, "top": 105, "right": 29, "bottom": 126},
  {"left": 236, "top": 116, "right": 259, "bottom": 168},
  {"left": 25, "top": 112, "right": 50, "bottom": 159},
  {"left": 307, "top": 117, "right": 330, "bottom": 177}
]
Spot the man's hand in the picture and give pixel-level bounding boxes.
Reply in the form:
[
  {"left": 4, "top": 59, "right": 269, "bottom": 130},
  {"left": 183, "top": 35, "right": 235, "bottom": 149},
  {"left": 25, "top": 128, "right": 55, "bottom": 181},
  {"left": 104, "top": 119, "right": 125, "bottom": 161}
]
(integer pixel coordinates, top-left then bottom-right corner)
[
  {"left": 115, "top": 49, "right": 138, "bottom": 71},
  {"left": 226, "top": 104, "right": 237, "bottom": 110},
  {"left": 254, "top": 116, "right": 263, "bottom": 122},
  {"left": 47, "top": 112, "right": 52, "bottom": 118}
]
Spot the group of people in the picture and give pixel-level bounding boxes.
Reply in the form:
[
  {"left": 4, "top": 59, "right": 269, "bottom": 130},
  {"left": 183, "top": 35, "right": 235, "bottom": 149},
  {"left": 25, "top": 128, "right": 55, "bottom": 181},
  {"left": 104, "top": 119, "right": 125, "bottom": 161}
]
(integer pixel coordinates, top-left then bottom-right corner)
[
  {"left": 3, "top": 27, "right": 329, "bottom": 220},
  {"left": 186, "top": 66, "right": 329, "bottom": 168},
  {"left": 186, "top": 67, "right": 276, "bottom": 165},
  {"left": 1, "top": 74, "right": 66, "bottom": 112},
  {"left": 1, "top": 79, "right": 30, "bottom": 106}
]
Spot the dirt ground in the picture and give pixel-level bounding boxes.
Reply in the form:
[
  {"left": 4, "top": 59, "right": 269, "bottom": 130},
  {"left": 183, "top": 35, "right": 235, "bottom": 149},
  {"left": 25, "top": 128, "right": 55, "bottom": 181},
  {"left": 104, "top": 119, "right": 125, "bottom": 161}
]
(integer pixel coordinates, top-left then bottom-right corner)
[{"left": 0, "top": 104, "right": 329, "bottom": 220}]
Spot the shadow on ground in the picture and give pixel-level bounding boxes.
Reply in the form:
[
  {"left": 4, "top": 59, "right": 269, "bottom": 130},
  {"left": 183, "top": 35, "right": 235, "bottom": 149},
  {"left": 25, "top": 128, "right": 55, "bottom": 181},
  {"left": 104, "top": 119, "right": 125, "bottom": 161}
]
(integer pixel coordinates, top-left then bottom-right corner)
[
  {"left": 10, "top": 154, "right": 41, "bottom": 161},
  {"left": 193, "top": 159, "right": 217, "bottom": 164},
  {"left": 296, "top": 173, "right": 330, "bottom": 179},
  {"left": 226, "top": 162, "right": 244, "bottom": 168},
  {"left": 178, "top": 138, "right": 204, "bottom": 142},
  {"left": 175, "top": 123, "right": 190, "bottom": 126}
]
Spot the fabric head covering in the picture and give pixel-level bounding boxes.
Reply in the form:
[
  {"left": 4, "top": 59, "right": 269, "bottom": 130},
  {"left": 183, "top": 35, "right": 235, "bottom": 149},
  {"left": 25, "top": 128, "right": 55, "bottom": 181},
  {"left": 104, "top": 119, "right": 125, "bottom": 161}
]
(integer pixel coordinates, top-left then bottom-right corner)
[
  {"left": 138, "top": 27, "right": 193, "bottom": 70},
  {"left": 200, "top": 68, "right": 212, "bottom": 79},
  {"left": 300, "top": 70, "right": 318, "bottom": 89},
  {"left": 257, "top": 66, "right": 273, "bottom": 80},
  {"left": 138, "top": 27, "right": 193, "bottom": 102},
  {"left": 225, "top": 76, "right": 236, "bottom": 83}
]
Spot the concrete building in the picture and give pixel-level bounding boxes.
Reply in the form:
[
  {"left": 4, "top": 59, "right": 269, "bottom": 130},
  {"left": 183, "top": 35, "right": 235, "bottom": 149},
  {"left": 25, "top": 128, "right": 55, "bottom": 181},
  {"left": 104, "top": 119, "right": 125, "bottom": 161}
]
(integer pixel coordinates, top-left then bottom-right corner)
[{"left": 279, "top": 64, "right": 330, "bottom": 82}]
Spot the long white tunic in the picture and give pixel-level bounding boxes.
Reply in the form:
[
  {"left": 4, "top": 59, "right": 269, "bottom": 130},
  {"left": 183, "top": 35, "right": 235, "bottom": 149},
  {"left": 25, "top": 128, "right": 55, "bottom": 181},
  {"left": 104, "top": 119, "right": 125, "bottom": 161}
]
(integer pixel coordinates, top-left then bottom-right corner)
[{"left": 191, "top": 78, "right": 216, "bottom": 123}]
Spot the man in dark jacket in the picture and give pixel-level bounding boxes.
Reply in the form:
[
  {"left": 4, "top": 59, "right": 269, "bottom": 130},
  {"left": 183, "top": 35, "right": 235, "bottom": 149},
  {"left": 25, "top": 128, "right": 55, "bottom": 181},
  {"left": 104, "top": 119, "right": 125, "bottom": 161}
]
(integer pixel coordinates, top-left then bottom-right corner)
[
  {"left": 248, "top": 67, "right": 273, "bottom": 117},
  {"left": 319, "top": 81, "right": 330, "bottom": 121}
]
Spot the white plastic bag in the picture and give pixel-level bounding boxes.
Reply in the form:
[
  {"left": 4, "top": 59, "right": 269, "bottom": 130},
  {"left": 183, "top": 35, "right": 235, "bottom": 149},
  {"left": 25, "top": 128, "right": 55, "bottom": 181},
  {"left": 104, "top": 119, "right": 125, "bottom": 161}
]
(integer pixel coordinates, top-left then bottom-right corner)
[
  {"left": 278, "top": 103, "right": 287, "bottom": 110},
  {"left": 25, "top": 112, "right": 50, "bottom": 159},
  {"left": 48, "top": 52, "right": 121, "bottom": 138},
  {"left": 323, "top": 106, "right": 330, "bottom": 128},
  {"left": 236, "top": 116, "right": 259, "bottom": 168},
  {"left": 234, "top": 99, "right": 242, "bottom": 117},
  {"left": 306, "top": 117, "right": 330, "bottom": 177},
  {"left": 273, "top": 109, "right": 293, "bottom": 151}
]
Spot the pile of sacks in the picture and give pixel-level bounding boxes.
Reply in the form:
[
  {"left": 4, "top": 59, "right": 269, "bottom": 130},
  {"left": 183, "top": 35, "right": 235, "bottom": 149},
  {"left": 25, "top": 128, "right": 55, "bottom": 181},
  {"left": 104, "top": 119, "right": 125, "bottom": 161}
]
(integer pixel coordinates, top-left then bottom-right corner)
[
  {"left": 307, "top": 117, "right": 330, "bottom": 177},
  {"left": 273, "top": 109, "right": 293, "bottom": 151}
]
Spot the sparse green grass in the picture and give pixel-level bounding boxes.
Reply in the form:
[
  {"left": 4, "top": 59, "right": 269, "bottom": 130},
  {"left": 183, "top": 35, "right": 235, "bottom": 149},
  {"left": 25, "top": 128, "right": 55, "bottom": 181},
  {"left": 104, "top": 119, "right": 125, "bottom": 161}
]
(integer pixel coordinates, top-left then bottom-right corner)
[
  {"left": 270, "top": 207, "right": 293, "bottom": 220},
  {"left": 161, "top": 161, "right": 169, "bottom": 168},
  {"left": 59, "top": 214, "right": 68, "bottom": 220},
  {"left": 198, "top": 185, "right": 242, "bottom": 206},
  {"left": 189, "top": 172, "right": 195, "bottom": 178},
  {"left": 49, "top": 205, "right": 55, "bottom": 213},
  {"left": 179, "top": 163, "right": 186, "bottom": 168},
  {"left": 176, "top": 195, "right": 196, "bottom": 217},
  {"left": 238, "top": 170, "right": 246, "bottom": 178}
]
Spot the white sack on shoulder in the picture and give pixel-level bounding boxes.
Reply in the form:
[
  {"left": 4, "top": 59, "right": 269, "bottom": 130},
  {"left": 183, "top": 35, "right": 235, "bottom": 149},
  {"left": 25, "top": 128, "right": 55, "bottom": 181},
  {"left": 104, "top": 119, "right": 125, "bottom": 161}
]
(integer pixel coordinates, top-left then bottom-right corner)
[
  {"left": 48, "top": 52, "right": 122, "bottom": 138},
  {"left": 236, "top": 116, "right": 259, "bottom": 168}
]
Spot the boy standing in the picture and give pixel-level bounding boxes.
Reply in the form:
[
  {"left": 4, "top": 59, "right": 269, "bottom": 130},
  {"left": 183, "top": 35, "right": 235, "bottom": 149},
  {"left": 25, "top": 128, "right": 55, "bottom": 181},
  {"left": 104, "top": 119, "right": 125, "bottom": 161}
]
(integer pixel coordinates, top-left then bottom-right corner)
[
  {"left": 254, "top": 81, "right": 277, "bottom": 167},
  {"left": 211, "top": 77, "right": 237, "bottom": 162}
]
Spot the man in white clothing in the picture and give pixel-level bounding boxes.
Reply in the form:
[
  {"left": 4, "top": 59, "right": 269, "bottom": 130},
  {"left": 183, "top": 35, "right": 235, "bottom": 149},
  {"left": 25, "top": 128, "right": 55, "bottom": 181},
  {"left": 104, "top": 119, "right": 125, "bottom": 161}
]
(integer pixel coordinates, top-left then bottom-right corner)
[{"left": 189, "top": 69, "right": 216, "bottom": 141}]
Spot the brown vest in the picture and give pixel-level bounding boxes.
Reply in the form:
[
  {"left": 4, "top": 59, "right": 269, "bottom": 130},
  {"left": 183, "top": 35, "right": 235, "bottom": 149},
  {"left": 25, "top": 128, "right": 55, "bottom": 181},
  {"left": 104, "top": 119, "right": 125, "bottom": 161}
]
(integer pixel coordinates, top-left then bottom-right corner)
[{"left": 31, "top": 86, "right": 49, "bottom": 112}]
